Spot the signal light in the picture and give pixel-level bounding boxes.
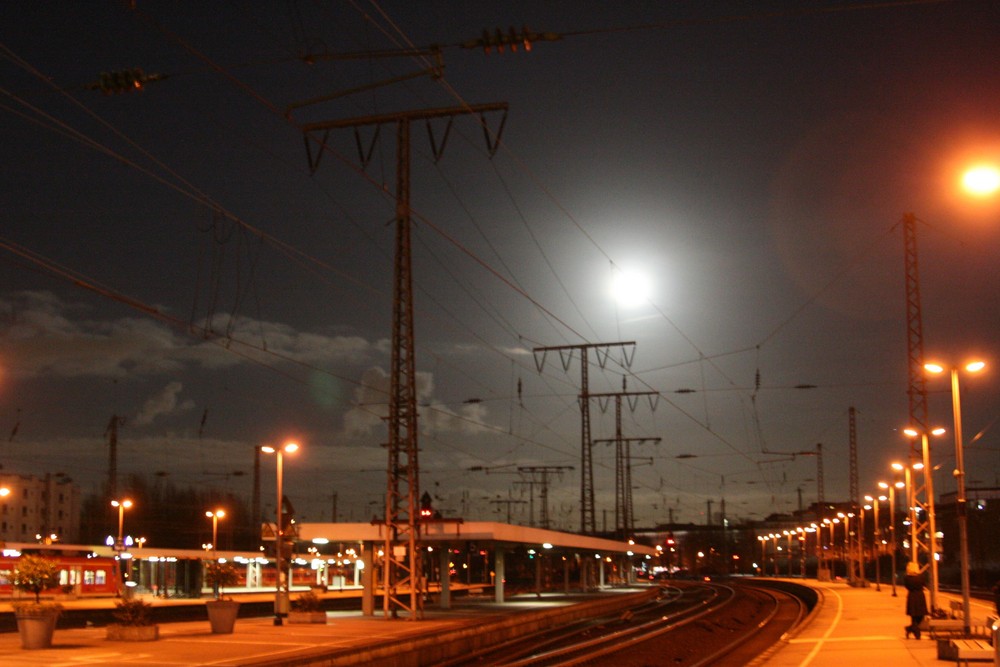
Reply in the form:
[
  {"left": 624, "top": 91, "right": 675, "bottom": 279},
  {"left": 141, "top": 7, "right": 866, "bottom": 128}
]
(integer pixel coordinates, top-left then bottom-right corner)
[
  {"left": 461, "top": 26, "right": 561, "bottom": 54},
  {"left": 420, "top": 491, "right": 434, "bottom": 519},
  {"left": 90, "top": 68, "right": 166, "bottom": 95}
]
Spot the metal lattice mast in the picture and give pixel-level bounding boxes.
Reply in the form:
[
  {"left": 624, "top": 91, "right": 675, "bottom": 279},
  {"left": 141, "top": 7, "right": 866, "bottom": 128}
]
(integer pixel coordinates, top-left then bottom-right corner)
[
  {"left": 848, "top": 406, "right": 858, "bottom": 506},
  {"left": 300, "top": 103, "right": 508, "bottom": 620},
  {"left": 902, "top": 213, "right": 933, "bottom": 574},
  {"left": 517, "top": 466, "right": 572, "bottom": 529},
  {"left": 590, "top": 381, "right": 659, "bottom": 538},
  {"left": 533, "top": 342, "right": 636, "bottom": 533},
  {"left": 385, "top": 117, "right": 420, "bottom": 619},
  {"left": 816, "top": 443, "right": 824, "bottom": 505}
]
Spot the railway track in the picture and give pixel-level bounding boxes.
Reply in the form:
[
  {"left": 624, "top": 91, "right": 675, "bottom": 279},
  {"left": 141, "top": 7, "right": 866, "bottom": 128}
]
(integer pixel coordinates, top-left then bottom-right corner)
[{"left": 443, "top": 579, "right": 807, "bottom": 666}]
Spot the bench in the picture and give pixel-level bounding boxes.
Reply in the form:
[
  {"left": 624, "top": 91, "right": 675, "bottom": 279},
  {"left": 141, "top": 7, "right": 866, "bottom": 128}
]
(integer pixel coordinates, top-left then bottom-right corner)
[
  {"left": 950, "top": 638, "right": 993, "bottom": 666},
  {"left": 930, "top": 619, "right": 967, "bottom": 640}
]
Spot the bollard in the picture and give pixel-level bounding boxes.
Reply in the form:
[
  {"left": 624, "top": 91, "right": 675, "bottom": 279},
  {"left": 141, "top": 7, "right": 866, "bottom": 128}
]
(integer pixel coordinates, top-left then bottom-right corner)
[{"left": 993, "top": 617, "right": 999, "bottom": 667}]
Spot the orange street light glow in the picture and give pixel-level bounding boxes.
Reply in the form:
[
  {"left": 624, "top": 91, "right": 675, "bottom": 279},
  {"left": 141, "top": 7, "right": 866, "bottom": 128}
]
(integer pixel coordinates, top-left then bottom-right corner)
[{"left": 962, "top": 165, "right": 1000, "bottom": 197}]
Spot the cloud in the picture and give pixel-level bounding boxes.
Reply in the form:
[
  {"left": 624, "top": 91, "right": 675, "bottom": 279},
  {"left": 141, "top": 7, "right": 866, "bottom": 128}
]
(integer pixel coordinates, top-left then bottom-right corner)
[
  {"left": 133, "top": 381, "right": 195, "bottom": 426},
  {"left": 1, "top": 291, "right": 381, "bottom": 379},
  {"left": 340, "top": 366, "right": 492, "bottom": 440}
]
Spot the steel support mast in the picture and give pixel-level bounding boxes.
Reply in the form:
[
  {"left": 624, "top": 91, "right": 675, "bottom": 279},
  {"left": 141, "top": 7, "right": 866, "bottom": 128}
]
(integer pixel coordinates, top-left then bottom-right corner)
[
  {"left": 301, "top": 103, "right": 507, "bottom": 619},
  {"left": 902, "top": 213, "right": 934, "bottom": 590},
  {"left": 532, "top": 342, "right": 636, "bottom": 533}
]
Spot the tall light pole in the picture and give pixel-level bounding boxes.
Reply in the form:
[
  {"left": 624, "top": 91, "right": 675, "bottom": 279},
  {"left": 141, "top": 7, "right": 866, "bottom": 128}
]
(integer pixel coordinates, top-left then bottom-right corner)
[
  {"left": 860, "top": 501, "right": 871, "bottom": 587},
  {"left": 867, "top": 494, "right": 881, "bottom": 591},
  {"left": 111, "top": 499, "right": 133, "bottom": 550},
  {"left": 262, "top": 441, "right": 299, "bottom": 626},
  {"left": 904, "top": 427, "right": 946, "bottom": 612},
  {"left": 111, "top": 499, "right": 133, "bottom": 594},
  {"left": 925, "top": 360, "right": 985, "bottom": 636},
  {"left": 206, "top": 509, "right": 226, "bottom": 560}
]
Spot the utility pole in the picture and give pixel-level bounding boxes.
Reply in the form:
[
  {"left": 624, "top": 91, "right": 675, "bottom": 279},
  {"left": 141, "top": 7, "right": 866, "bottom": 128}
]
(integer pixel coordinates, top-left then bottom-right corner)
[
  {"left": 590, "top": 380, "right": 659, "bottom": 538},
  {"left": 105, "top": 414, "right": 124, "bottom": 499},
  {"left": 901, "top": 212, "right": 935, "bottom": 592},
  {"left": 517, "top": 466, "right": 572, "bottom": 530},
  {"left": 513, "top": 480, "right": 537, "bottom": 527},
  {"left": 252, "top": 445, "right": 261, "bottom": 539},
  {"left": 300, "top": 103, "right": 507, "bottom": 620},
  {"left": 489, "top": 496, "right": 527, "bottom": 523},
  {"left": 532, "top": 342, "right": 636, "bottom": 533},
  {"left": 816, "top": 443, "right": 825, "bottom": 505}
]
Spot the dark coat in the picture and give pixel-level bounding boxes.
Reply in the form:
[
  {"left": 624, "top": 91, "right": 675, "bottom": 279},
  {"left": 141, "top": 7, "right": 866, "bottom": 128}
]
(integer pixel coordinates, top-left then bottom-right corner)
[{"left": 904, "top": 573, "right": 928, "bottom": 617}]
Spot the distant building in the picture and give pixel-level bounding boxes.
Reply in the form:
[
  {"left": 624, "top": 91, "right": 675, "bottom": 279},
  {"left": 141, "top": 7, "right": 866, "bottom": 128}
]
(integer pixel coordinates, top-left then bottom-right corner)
[
  {"left": 0, "top": 473, "right": 81, "bottom": 544},
  {"left": 936, "top": 487, "right": 1000, "bottom": 587}
]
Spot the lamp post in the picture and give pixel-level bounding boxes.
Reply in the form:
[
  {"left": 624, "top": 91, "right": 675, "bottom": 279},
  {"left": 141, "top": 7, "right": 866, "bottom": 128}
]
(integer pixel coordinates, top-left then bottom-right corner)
[
  {"left": 784, "top": 530, "right": 794, "bottom": 576},
  {"left": 904, "top": 426, "right": 946, "bottom": 612},
  {"left": 206, "top": 509, "right": 226, "bottom": 560},
  {"left": 111, "top": 499, "right": 133, "bottom": 551},
  {"left": 866, "top": 495, "right": 880, "bottom": 591},
  {"left": 859, "top": 503, "right": 870, "bottom": 587},
  {"left": 837, "top": 512, "right": 853, "bottom": 581},
  {"left": 261, "top": 441, "right": 299, "bottom": 626},
  {"left": 111, "top": 499, "right": 133, "bottom": 593},
  {"left": 925, "top": 360, "right": 985, "bottom": 636}
]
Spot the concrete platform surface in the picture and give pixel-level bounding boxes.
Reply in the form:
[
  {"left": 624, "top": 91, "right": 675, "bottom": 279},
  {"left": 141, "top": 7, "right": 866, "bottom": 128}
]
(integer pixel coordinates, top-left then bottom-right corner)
[
  {"left": 759, "top": 579, "right": 998, "bottom": 667},
  {"left": 0, "top": 590, "right": 640, "bottom": 667}
]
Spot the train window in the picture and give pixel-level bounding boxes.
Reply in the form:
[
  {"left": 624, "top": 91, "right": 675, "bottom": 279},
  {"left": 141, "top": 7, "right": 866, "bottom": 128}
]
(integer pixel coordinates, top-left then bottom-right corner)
[
  {"left": 95, "top": 570, "right": 107, "bottom": 585},
  {"left": 84, "top": 570, "right": 95, "bottom": 585}
]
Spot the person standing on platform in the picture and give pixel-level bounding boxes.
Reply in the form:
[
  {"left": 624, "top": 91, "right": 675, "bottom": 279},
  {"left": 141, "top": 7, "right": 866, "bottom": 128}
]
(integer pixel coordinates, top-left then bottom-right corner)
[{"left": 903, "top": 562, "right": 928, "bottom": 639}]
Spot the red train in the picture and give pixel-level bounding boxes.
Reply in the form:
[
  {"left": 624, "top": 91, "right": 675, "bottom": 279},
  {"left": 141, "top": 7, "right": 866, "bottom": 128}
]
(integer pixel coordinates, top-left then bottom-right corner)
[{"left": 0, "top": 552, "right": 120, "bottom": 597}]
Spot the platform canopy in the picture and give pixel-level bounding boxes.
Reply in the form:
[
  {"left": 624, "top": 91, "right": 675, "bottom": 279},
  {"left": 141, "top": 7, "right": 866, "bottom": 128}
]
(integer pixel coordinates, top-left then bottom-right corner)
[{"left": 298, "top": 520, "right": 657, "bottom": 557}]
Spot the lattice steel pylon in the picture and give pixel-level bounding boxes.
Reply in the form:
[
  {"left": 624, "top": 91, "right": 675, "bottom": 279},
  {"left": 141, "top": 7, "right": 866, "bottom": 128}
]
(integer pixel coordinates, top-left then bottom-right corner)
[
  {"left": 590, "top": 379, "right": 659, "bottom": 538},
  {"left": 901, "top": 213, "right": 934, "bottom": 583},
  {"left": 533, "top": 342, "right": 636, "bottom": 533},
  {"left": 299, "top": 102, "right": 508, "bottom": 620}
]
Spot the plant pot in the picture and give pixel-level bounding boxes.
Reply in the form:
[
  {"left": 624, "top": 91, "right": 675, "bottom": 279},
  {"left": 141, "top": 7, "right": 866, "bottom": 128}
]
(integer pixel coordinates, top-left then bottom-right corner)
[
  {"left": 15, "top": 608, "right": 61, "bottom": 650},
  {"left": 288, "top": 610, "right": 327, "bottom": 624},
  {"left": 106, "top": 624, "right": 159, "bottom": 641},
  {"left": 205, "top": 599, "right": 240, "bottom": 634}
]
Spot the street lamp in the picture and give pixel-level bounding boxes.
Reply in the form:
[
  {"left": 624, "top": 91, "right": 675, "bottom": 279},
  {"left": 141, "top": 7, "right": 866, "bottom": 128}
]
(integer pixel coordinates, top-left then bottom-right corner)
[
  {"left": 206, "top": 509, "right": 226, "bottom": 560},
  {"left": 111, "top": 499, "right": 133, "bottom": 550},
  {"left": 111, "top": 499, "right": 133, "bottom": 593},
  {"left": 925, "top": 360, "right": 985, "bottom": 635},
  {"left": 903, "top": 426, "right": 947, "bottom": 613},
  {"left": 783, "top": 530, "right": 794, "bottom": 576},
  {"left": 867, "top": 494, "right": 881, "bottom": 592},
  {"left": 261, "top": 441, "right": 299, "bottom": 626}
]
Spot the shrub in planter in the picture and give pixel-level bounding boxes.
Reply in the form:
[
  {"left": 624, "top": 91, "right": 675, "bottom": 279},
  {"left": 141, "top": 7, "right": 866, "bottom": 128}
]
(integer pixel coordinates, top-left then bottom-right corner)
[
  {"left": 204, "top": 561, "right": 241, "bottom": 634},
  {"left": 106, "top": 597, "right": 159, "bottom": 641},
  {"left": 11, "top": 555, "right": 63, "bottom": 649},
  {"left": 288, "top": 590, "right": 327, "bottom": 624}
]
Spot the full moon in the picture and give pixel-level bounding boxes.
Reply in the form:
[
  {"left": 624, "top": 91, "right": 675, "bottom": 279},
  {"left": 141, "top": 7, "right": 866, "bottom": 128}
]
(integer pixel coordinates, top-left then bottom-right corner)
[
  {"left": 962, "top": 165, "right": 1000, "bottom": 197},
  {"left": 610, "top": 269, "right": 653, "bottom": 308}
]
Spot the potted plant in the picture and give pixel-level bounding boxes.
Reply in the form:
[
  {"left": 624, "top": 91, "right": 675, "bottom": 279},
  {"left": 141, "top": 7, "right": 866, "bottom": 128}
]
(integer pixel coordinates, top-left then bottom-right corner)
[
  {"left": 204, "top": 560, "right": 241, "bottom": 634},
  {"left": 106, "top": 596, "right": 159, "bottom": 641},
  {"left": 11, "top": 554, "right": 63, "bottom": 649},
  {"left": 288, "top": 590, "right": 327, "bottom": 624}
]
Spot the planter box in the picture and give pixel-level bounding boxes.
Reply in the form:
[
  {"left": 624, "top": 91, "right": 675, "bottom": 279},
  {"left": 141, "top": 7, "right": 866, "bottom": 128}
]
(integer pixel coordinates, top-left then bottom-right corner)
[
  {"left": 288, "top": 610, "right": 327, "bottom": 624},
  {"left": 15, "top": 609, "right": 61, "bottom": 650},
  {"left": 206, "top": 599, "right": 240, "bottom": 634},
  {"left": 106, "top": 624, "right": 159, "bottom": 641}
]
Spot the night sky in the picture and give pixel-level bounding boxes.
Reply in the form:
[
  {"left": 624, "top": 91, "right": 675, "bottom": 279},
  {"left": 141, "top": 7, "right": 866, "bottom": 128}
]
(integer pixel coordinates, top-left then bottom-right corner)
[{"left": 2, "top": 1, "right": 999, "bottom": 532}]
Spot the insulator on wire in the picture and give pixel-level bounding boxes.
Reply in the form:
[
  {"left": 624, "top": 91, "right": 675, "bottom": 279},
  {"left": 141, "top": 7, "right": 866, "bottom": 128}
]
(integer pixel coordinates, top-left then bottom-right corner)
[
  {"left": 463, "top": 25, "right": 560, "bottom": 54},
  {"left": 91, "top": 68, "right": 165, "bottom": 95}
]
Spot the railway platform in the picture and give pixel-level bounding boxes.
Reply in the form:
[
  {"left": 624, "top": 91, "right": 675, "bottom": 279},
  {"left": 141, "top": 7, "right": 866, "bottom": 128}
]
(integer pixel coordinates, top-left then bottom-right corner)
[
  {"left": 0, "top": 586, "right": 654, "bottom": 666},
  {"left": 0, "top": 579, "right": 996, "bottom": 665},
  {"left": 758, "top": 578, "right": 999, "bottom": 667}
]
